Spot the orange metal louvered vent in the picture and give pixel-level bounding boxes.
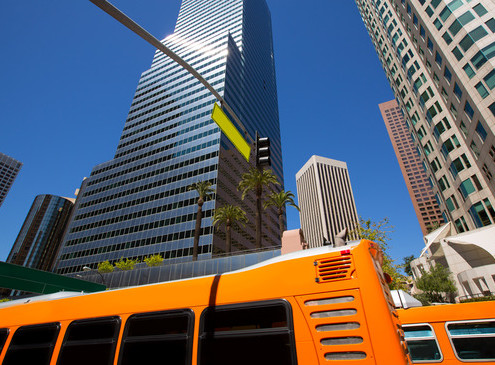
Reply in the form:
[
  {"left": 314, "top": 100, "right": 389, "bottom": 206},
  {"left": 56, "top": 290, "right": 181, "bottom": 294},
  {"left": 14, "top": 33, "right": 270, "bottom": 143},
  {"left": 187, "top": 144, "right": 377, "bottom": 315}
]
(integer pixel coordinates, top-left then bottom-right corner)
[{"left": 314, "top": 252, "right": 355, "bottom": 283}]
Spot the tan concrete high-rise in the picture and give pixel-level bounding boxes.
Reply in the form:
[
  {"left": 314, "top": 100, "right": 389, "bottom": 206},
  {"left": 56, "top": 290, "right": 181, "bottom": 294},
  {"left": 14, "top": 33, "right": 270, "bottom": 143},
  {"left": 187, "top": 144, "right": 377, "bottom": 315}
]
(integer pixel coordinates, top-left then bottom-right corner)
[
  {"left": 380, "top": 100, "right": 445, "bottom": 234},
  {"left": 356, "top": 0, "right": 495, "bottom": 233},
  {"left": 296, "top": 156, "right": 359, "bottom": 248}
]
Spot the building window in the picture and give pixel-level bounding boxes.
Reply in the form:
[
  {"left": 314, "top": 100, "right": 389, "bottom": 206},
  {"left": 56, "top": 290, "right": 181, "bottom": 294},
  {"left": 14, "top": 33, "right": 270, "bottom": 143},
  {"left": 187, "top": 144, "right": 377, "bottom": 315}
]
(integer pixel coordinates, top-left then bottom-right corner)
[
  {"left": 427, "top": 38, "right": 434, "bottom": 52},
  {"left": 452, "top": 46, "right": 464, "bottom": 61},
  {"left": 469, "top": 202, "right": 493, "bottom": 227},
  {"left": 420, "top": 25, "right": 426, "bottom": 39},
  {"left": 464, "top": 100, "right": 474, "bottom": 119},
  {"left": 459, "top": 178, "right": 476, "bottom": 198},
  {"left": 476, "top": 121, "right": 488, "bottom": 141},
  {"left": 463, "top": 63, "right": 476, "bottom": 78},
  {"left": 473, "top": 3, "right": 488, "bottom": 16},
  {"left": 444, "top": 66, "right": 452, "bottom": 82},
  {"left": 486, "top": 18, "right": 495, "bottom": 32},
  {"left": 435, "top": 51, "right": 443, "bottom": 66},
  {"left": 440, "top": 6, "right": 452, "bottom": 21},
  {"left": 483, "top": 69, "right": 495, "bottom": 89},
  {"left": 458, "top": 11, "right": 475, "bottom": 26},
  {"left": 454, "top": 83, "right": 463, "bottom": 100}
]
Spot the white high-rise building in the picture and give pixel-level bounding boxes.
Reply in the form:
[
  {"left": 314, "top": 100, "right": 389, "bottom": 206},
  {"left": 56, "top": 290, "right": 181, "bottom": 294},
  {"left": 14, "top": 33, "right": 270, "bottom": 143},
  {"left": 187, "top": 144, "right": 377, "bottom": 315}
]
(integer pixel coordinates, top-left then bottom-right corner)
[
  {"left": 356, "top": 0, "right": 495, "bottom": 233},
  {"left": 296, "top": 156, "right": 359, "bottom": 247}
]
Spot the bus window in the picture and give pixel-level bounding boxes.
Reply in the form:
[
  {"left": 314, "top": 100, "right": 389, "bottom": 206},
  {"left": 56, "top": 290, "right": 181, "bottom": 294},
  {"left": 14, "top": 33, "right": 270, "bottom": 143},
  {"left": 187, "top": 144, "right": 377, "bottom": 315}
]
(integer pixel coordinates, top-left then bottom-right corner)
[
  {"left": 118, "top": 309, "right": 194, "bottom": 365},
  {"left": 446, "top": 320, "right": 495, "bottom": 361},
  {"left": 57, "top": 316, "right": 120, "bottom": 365},
  {"left": 403, "top": 324, "right": 442, "bottom": 362},
  {"left": 198, "top": 300, "right": 297, "bottom": 365},
  {"left": 3, "top": 322, "right": 60, "bottom": 365},
  {"left": 0, "top": 329, "right": 8, "bottom": 355}
]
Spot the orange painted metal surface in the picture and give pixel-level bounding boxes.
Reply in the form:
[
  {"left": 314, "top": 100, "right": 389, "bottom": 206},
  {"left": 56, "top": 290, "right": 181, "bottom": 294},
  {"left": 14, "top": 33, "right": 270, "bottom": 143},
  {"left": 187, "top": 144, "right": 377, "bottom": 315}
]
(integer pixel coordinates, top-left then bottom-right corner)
[
  {"left": 0, "top": 240, "right": 411, "bottom": 364},
  {"left": 398, "top": 302, "right": 495, "bottom": 364}
]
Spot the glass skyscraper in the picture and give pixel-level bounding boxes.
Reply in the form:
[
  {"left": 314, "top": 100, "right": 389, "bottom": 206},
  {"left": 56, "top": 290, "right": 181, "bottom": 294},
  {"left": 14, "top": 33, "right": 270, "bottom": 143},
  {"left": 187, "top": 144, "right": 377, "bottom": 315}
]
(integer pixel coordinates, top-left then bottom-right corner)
[
  {"left": 356, "top": 0, "right": 495, "bottom": 233},
  {"left": 55, "top": 0, "right": 283, "bottom": 274}
]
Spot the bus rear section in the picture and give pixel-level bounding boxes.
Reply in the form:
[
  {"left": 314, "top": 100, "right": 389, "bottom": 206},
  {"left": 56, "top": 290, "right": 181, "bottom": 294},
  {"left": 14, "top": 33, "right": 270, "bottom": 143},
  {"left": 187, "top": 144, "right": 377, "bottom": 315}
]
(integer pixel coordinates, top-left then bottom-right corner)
[{"left": 398, "top": 301, "right": 495, "bottom": 364}]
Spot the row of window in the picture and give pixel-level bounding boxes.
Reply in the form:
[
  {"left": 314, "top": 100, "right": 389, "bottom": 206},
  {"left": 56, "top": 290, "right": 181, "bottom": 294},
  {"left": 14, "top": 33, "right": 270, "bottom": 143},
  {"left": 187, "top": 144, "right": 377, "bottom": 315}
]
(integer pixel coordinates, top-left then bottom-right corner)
[
  {"left": 404, "top": 320, "right": 495, "bottom": 362},
  {"left": 81, "top": 140, "right": 218, "bottom": 211},
  {"left": 0, "top": 301, "right": 295, "bottom": 365}
]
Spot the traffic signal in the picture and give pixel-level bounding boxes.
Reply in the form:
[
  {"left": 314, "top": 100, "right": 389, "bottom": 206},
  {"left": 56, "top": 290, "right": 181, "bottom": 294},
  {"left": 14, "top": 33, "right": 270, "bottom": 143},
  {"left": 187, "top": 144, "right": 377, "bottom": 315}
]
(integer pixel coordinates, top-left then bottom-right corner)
[{"left": 256, "top": 135, "right": 271, "bottom": 167}]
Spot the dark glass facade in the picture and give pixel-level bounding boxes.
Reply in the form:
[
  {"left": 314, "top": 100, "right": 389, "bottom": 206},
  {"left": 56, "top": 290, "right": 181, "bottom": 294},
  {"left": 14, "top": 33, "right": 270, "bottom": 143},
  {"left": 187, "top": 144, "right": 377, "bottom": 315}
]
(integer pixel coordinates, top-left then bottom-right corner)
[
  {"left": 55, "top": 0, "right": 283, "bottom": 274},
  {"left": 7, "top": 195, "right": 74, "bottom": 271}
]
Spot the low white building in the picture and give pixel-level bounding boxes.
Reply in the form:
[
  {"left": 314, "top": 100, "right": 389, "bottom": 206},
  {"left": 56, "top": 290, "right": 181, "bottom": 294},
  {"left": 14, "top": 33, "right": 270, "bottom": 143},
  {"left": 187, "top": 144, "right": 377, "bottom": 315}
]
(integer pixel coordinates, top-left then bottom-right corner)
[{"left": 411, "top": 223, "right": 495, "bottom": 300}]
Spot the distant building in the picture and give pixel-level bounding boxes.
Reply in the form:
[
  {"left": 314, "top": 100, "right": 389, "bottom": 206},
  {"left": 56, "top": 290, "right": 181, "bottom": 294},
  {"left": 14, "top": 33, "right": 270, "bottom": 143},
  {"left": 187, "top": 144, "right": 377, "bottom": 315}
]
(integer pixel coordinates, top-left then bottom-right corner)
[
  {"left": 296, "top": 156, "right": 359, "bottom": 247},
  {"left": 281, "top": 229, "right": 308, "bottom": 254},
  {"left": 0, "top": 152, "right": 22, "bottom": 207},
  {"left": 411, "top": 222, "right": 495, "bottom": 299},
  {"left": 7, "top": 195, "right": 74, "bottom": 271},
  {"left": 380, "top": 100, "right": 444, "bottom": 235}
]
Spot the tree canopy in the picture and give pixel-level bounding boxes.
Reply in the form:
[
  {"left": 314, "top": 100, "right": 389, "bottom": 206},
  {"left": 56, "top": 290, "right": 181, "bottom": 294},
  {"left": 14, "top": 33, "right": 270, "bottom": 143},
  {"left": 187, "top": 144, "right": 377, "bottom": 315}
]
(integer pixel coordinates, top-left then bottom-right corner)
[
  {"left": 351, "top": 217, "right": 407, "bottom": 290},
  {"left": 415, "top": 263, "right": 457, "bottom": 304}
]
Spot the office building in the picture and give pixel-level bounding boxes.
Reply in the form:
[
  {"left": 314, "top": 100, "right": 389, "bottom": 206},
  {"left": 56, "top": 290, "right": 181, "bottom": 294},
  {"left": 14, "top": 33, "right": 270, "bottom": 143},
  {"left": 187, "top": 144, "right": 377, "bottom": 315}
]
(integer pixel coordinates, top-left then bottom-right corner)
[
  {"left": 0, "top": 152, "right": 22, "bottom": 208},
  {"left": 7, "top": 195, "right": 74, "bottom": 271},
  {"left": 296, "top": 156, "right": 359, "bottom": 247},
  {"left": 380, "top": 99, "right": 444, "bottom": 234},
  {"left": 55, "top": 0, "right": 283, "bottom": 274},
  {"left": 356, "top": 0, "right": 495, "bottom": 233}
]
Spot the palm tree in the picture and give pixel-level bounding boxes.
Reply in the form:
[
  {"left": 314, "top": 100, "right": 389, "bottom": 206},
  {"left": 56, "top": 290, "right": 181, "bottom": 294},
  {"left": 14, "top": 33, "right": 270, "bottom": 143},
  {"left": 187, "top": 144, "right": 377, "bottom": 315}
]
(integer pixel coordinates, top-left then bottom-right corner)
[
  {"left": 263, "top": 190, "right": 299, "bottom": 240},
  {"left": 188, "top": 180, "right": 214, "bottom": 261},
  {"left": 213, "top": 205, "right": 248, "bottom": 254},
  {"left": 238, "top": 167, "right": 279, "bottom": 248}
]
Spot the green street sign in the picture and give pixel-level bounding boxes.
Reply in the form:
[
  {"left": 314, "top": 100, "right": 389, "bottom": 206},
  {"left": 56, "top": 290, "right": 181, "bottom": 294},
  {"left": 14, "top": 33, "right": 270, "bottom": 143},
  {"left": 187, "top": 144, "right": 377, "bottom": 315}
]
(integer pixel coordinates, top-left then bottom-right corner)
[{"left": 211, "top": 103, "right": 251, "bottom": 161}]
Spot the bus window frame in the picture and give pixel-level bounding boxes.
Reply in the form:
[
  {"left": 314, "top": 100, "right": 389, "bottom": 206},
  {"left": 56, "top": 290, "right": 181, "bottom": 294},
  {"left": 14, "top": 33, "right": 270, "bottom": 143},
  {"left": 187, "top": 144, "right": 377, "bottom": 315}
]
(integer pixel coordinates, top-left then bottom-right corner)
[
  {"left": 445, "top": 318, "right": 495, "bottom": 362},
  {"left": 56, "top": 316, "right": 121, "bottom": 365},
  {"left": 403, "top": 323, "right": 443, "bottom": 363},
  {"left": 117, "top": 308, "right": 195, "bottom": 365},
  {"left": 197, "top": 299, "right": 298, "bottom": 365},
  {"left": 3, "top": 322, "right": 61, "bottom": 365},
  {"left": 0, "top": 328, "right": 9, "bottom": 358}
]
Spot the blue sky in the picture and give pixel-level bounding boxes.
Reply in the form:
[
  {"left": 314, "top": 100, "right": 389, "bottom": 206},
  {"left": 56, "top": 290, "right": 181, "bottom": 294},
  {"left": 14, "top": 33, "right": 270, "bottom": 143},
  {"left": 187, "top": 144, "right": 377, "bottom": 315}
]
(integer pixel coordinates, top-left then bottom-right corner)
[{"left": 0, "top": 0, "right": 425, "bottom": 264}]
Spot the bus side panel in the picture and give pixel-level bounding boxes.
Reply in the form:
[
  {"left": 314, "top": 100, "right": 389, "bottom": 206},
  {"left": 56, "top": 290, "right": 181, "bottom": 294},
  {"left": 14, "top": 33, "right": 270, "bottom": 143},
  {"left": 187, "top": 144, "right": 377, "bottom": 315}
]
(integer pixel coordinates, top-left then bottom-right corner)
[
  {"left": 286, "top": 296, "right": 319, "bottom": 365},
  {"left": 295, "top": 289, "right": 375, "bottom": 364}
]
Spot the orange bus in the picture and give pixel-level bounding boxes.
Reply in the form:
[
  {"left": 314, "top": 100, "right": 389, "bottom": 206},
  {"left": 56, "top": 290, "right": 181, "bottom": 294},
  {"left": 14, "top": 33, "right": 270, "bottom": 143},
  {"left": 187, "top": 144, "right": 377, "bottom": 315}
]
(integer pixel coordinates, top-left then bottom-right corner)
[
  {"left": 398, "top": 301, "right": 495, "bottom": 364},
  {"left": 0, "top": 239, "right": 410, "bottom": 364}
]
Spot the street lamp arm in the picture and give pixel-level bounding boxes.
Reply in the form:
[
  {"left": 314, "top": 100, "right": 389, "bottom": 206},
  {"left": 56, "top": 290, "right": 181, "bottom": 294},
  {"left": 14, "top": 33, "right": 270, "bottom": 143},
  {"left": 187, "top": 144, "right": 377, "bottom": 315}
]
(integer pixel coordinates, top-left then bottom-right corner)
[{"left": 89, "top": 0, "right": 252, "bottom": 143}]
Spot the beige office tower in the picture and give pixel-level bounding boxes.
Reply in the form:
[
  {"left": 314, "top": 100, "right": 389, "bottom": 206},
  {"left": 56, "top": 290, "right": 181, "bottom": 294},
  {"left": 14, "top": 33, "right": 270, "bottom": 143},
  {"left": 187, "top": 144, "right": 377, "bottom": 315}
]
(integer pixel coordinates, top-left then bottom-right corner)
[
  {"left": 296, "top": 156, "right": 359, "bottom": 247},
  {"left": 356, "top": 0, "right": 495, "bottom": 232},
  {"left": 380, "top": 99, "right": 445, "bottom": 234}
]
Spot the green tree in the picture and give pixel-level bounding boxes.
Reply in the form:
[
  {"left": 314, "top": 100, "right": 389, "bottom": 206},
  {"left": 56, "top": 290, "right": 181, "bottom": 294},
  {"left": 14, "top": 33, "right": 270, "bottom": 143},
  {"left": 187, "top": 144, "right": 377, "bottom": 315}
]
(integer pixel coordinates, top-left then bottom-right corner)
[
  {"left": 114, "top": 257, "right": 138, "bottom": 271},
  {"left": 426, "top": 221, "right": 442, "bottom": 233},
  {"left": 213, "top": 205, "right": 249, "bottom": 254},
  {"left": 97, "top": 260, "right": 114, "bottom": 273},
  {"left": 415, "top": 263, "right": 457, "bottom": 304},
  {"left": 143, "top": 254, "right": 164, "bottom": 267},
  {"left": 188, "top": 180, "right": 214, "bottom": 261},
  {"left": 402, "top": 255, "right": 415, "bottom": 277},
  {"left": 351, "top": 217, "right": 407, "bottom": 290},
  {"left": 238, "top": 167, "right": 279, "bottom": 248},
  {"left": 263, "top": 190, "right": 299, "bottom": 240}
]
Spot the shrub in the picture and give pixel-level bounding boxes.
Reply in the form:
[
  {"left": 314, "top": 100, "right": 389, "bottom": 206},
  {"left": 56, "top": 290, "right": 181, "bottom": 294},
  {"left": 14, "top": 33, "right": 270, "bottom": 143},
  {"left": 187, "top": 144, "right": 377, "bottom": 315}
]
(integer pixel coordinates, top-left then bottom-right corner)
[
  {"left": 460, "top": 295, "right": 495, "bottom": 303},
  {"left": 144, "top": 254, "right": 164, "bottom": 267},
  {"left": 97, "top": 260, "right": 114, "bottom": 273},
  {"left": 114, "top": 257, "right": 138, "bottom": 271}
]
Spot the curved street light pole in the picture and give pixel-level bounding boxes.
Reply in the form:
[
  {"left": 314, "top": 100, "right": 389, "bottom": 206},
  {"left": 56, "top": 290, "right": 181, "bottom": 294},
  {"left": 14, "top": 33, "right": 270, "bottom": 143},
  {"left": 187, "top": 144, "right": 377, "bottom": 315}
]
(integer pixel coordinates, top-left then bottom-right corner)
[{"left": 88, "top": 0, "right": 253, "bottom": 144}]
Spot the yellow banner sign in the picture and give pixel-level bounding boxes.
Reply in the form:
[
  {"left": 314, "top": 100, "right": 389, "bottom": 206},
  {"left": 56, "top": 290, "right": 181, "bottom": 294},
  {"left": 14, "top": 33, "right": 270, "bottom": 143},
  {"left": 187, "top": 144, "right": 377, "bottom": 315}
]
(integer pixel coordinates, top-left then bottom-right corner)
[{"left": 211, "top": 103, "right": 251, "bottom": 162}]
